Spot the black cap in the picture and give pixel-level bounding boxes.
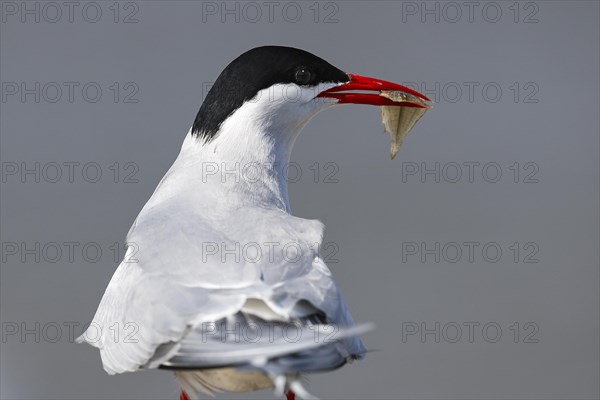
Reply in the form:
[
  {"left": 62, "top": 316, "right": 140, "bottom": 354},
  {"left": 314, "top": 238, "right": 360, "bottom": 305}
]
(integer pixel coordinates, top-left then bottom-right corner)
[{"left": 192, "top": 46, "right": 349, "bottom": 142}]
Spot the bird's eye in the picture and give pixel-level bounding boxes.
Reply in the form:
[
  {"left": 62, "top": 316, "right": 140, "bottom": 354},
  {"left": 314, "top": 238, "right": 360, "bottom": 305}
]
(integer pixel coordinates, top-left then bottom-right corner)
[{"left": 295, "top": 67, "right": 312, "bottom": 85}]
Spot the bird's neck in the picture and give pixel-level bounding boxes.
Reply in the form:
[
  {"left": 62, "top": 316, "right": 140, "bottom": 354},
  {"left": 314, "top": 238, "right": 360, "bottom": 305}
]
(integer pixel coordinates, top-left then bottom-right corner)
[{"left": 180, "top": 122, "right": 303, "bottom": 214}]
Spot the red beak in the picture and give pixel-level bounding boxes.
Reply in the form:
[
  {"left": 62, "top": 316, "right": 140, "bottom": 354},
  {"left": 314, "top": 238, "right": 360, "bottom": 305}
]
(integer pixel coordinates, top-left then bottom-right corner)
[{"left": 317, "top": 74, "right": 430, "bottom": 108}]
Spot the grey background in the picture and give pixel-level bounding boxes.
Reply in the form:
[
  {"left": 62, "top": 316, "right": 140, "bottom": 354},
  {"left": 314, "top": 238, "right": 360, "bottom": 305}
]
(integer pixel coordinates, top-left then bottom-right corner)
[{"left": 1, "top": 1, "right": 598, "bottom": 399}]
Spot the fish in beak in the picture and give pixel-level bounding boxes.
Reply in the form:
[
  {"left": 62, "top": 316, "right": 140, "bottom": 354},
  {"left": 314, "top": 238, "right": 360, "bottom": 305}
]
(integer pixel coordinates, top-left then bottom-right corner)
[{"left": 318, "top": 74, "right": 432, "bottom": 159}]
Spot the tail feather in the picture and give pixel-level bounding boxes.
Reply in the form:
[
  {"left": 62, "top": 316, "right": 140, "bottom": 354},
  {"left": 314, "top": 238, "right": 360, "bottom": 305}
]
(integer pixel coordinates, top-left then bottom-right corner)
[{"left": 161, "top": 312, "right": 372, "bottom": 372}]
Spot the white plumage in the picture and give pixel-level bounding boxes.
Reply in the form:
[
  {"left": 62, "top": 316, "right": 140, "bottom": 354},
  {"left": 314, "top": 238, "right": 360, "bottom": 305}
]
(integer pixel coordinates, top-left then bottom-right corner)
[{"left": 78, "top": 83, "right": 369, "bottom": 398}]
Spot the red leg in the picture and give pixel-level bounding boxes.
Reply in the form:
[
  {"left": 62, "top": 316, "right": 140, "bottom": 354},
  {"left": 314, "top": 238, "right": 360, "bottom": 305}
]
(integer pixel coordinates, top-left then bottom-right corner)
[
  {"left": 179, "top": 390, "right": 190, "bottom": 400},
  {"left": 285, "top": 390, "right": 296, "bottom": 400}
]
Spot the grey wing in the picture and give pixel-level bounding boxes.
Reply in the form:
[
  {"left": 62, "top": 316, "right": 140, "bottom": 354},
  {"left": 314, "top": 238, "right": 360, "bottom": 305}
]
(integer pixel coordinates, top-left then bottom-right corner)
[
  {"left": 78, "top": 199, "right": 368, "bottom": 375},
  {"left": 160, "top": 311, "right": 371, "bottom": 374}
]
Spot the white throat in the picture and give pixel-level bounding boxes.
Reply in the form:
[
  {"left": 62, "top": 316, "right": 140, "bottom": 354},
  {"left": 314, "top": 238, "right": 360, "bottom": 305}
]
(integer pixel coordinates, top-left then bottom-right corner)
[{"left": 169, "top": 83, "right": 340, "bottom": 214}]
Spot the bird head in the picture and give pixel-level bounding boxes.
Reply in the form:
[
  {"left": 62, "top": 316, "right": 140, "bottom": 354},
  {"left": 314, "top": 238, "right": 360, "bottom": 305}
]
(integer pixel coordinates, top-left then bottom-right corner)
[{"left": 191, "top": 46, "right": 429, "bottom": 146}]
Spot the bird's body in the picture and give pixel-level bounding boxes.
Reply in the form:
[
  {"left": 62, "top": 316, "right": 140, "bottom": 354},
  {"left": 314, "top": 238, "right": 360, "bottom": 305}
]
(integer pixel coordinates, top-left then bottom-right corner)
[
  {"left": 84, "top": 127, "right": 364, "bottom": 393},
  {"left": 79, "top": 46, "right": 430, "bottom": 399}
]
